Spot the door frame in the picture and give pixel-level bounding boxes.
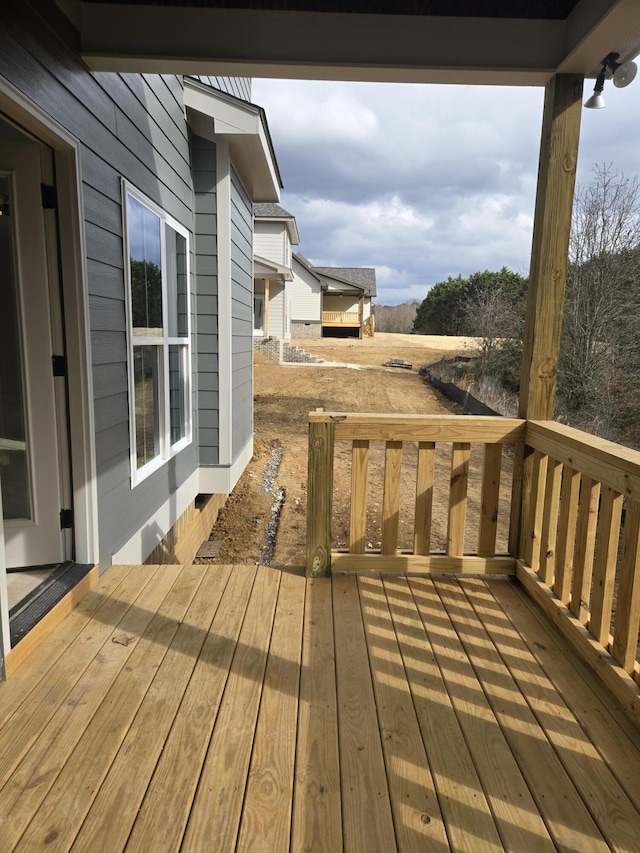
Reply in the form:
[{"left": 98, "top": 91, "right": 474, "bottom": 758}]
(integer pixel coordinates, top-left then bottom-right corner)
[{"left": 0, "top": 77, "right": 99, "bottom": 662}]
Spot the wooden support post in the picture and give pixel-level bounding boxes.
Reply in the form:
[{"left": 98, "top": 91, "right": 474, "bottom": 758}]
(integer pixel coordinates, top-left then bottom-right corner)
[
  {"left": 511, "top": 73, "right": 583, "bottom": 559},
  {"left": 306, "top": 416, "right": 335, "bottom": 577},
  {"left": 264, "top": 277, "right": 270, "bottom": 336}
]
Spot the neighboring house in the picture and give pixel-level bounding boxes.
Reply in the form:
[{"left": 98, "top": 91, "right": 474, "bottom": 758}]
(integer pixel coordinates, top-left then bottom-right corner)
[
  {"left": 0, "top": 4, "right": 282, "bottom": 669},
  {"left": 292, "top": 253, "right": 377, "bottom": 339},
  {"left": 253, "top": 203, "right": 300, "bottom": 339},
  {"left": 253, "top": 208, "right": 375, "bottom": 341}
]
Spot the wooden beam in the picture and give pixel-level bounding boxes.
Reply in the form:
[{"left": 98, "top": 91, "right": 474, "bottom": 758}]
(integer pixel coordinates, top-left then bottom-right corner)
[
  {"left": 308, "top": 412, "right": 526, "bottom": 444},
  {"left": 306, "top": 419, "right": 335, "bottom": 577},
  {"left": 264, "top": 277, "right": 270, "bottom": 336},
  {"left": 514, "top": 73, "right": 583, "bottom": 559},
  {"left": 331, "top": 553, "right": 515, "bottom": 574},
  {"left": 519, "top": 73, "right": 583, "bottom": 420}
]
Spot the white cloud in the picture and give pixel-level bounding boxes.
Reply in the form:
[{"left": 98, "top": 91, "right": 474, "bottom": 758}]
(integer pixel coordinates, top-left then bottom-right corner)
[{"left": 253, "top": 77, "right": 640, "bottom": 304}]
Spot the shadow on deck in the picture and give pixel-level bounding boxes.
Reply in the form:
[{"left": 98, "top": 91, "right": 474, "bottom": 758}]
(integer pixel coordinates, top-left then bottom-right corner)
[{"left": 1, "top": 562, "right": 640, "bottom": 851}]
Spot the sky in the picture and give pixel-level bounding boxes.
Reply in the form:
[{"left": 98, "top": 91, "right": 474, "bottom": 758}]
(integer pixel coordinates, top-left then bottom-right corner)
[{"left": 252, "top": 77, "right": 640, "bottom": 305}]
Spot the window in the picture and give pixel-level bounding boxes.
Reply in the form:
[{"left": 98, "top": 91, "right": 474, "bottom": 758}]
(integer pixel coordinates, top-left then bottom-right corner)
[{"left": 124, "top": 184, "right": 190, "bottom": 483}]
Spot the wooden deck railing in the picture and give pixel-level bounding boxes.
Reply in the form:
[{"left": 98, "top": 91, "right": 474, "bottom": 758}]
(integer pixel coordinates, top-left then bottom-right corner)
[
  {"left": 306, "top": 412, "right": 526, "bottom": 577},
  {"left": 306, "top": 412, "right": 640, "bottom": 710},
  {"left": 321, "top": 311, "right": 361, "bottom": 326},
  {"left": 519, "top": 420, "right": 640, "bottom": 691}
]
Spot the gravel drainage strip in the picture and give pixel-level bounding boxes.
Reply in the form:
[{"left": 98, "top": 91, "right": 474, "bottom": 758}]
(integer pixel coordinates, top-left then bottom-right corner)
[{"left": 260, "top": 442, "right": 285, "bottom": 566}]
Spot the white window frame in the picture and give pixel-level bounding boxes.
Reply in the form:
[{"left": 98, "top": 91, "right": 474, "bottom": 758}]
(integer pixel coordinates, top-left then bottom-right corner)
[{"left": 123, "top": 181, "right": 192, "bottom": 487}]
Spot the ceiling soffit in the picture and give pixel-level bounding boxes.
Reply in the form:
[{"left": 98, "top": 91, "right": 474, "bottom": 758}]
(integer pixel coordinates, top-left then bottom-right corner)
[{"left": 63, "top": 1, "right": 640, "bottom": 85}]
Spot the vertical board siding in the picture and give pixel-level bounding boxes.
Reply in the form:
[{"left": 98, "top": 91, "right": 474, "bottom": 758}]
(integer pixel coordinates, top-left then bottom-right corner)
[
  {"left": 291, "top": 262, "right": 322, "bottom": 323},
  {"left": 230, "top": 167, "right": 254, "bottom": 458},
  {"left": 192, "top": 133, "right": 220, "bottom": 466},
  {"left": 0, "top": 5, "right": 244, "bottom": 564},
  {"left": 268, "top": 282, "right": 286, "bottom": 338},
  {"left": 254, "top": 222, "right": 287, "bottom": 266}
]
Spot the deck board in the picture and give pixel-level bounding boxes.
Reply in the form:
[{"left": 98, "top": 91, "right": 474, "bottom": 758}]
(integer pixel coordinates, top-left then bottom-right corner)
[
  {"left": 13, "top": 562, "right": 197, "bottom": 852},
  {"left": 0, "top": 564, "right": 640, "bottom": 852}
]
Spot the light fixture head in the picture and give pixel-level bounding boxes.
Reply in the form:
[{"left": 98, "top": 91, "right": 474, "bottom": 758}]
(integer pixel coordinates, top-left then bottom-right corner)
[
  {"left": 613, "top": 60, "right": 638, "bottom": 88},
  {"left": 584, "top": 91, "right": 606, "bottom": 109},
  {"left": 585, "top": 52, "right": 638, "bottom": 108},
  {"left": 584, "top": 65, "right": 607, "bottom": 109}
]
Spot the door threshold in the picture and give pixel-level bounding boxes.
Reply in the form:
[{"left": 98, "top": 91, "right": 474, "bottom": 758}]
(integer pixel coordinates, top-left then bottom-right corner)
[{"left": 9, "top": 562, "right": 94, "bottom": 647}]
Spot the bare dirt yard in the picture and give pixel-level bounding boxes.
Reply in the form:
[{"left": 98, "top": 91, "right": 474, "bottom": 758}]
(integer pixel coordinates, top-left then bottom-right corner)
[{"left": 201, "top": 333, "right": 498, "bottom": 568}]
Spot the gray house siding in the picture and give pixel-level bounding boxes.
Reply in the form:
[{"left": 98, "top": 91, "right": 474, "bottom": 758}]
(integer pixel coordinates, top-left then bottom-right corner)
[
  {"left": 192, "top": 132, "right": 220, "bottom": 466},
  {"left": 230, "top": 167, "right": 254, "bottom": 457},
  {"left": 1, "top": 4, "right": 234, "bottom": 566}
]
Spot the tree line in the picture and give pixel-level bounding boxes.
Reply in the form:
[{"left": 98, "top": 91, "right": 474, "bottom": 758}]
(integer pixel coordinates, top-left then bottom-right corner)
[
  {"left": 411, "top": 165, "right": 640, "bottom": 448},
  {"left": 372, "top": 301, "right": 419, "bottom": 334}
]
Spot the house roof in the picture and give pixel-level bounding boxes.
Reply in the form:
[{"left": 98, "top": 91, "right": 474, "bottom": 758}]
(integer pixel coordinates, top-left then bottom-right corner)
[
  {"left": 254, "top": 203, "right": 295, "bottom": 219},
  {"left": 292, "top": 252, "right": 323, "bottom": 283},
  {"left": 314, "top": 266, "right": 377, "bottom": 298},
  {"left": 293, "top": 253, "right": 377, "bottom": 296},
  {"left": 254, "top": 253, "right": 294, "bottom": 281},
  {"left": 184, "top": 79, "right": 282, "bottom": 201},
  {"left": 254, "top": 203, "right": 300, "bottom": 244}
]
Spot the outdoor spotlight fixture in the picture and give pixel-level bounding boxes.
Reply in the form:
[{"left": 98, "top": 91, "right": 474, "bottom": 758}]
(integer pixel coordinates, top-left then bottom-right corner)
[{"left": 584, "top": 52, "right": 638, "bottom": 109}]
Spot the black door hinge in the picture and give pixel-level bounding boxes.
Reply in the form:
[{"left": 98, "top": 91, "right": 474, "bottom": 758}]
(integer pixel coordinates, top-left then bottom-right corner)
[
  {"left": 60, "top": 508, "right": 74, "bottom": 529},
  {"left": 41, "top": 183, "right": 57, "bottom": 209},
  {"left": 52, "top": 354, "right": 67, "bottom": 377}
]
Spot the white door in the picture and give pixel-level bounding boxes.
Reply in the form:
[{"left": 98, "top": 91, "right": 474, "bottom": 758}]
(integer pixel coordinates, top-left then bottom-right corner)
[{"left": 0, "top": 122, "right": 68, "bottom": 568}]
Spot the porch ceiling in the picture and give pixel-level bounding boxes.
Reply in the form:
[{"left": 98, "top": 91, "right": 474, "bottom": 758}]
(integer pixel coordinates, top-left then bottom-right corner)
[{"left": 62, "top": 0, "right": 640, "bottom": 84}]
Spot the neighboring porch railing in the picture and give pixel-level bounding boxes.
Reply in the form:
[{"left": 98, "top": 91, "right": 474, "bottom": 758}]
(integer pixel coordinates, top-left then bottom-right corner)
[
  {"left": 321, "top": 311, "right": 361, "bottom": 326},
  {"left": 306, "top": 411, "right": 640, "bottom": 712}
]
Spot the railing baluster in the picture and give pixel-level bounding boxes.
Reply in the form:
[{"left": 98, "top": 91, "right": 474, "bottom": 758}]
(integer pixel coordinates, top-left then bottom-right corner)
[
  {"left": 382, "top": 441, "right": 403, "bottom": 555},
  {"left": 539, "top": 457, "right": 563, "bottom": 586},
  {"left": 478, "top": 443, "right": 502, "bottom": 558},
  {"left": 553, "top": 466, "right": 581, "bottom": 604},
  {"left": 589, "top": 485, "right": 623, "bottom": 647},
  {"left": 350, "top": 439, "right": 369, "bottom": 554},
  {"left": 447, "top": 443, "right": 470, "bottom": 557},
  {"left": 612, "top": 498, "right": 640, "bottom": 674},
  {"left": 414, "top": 441, "right": 435, "bottom": 555},
  {"left": 306, "top": 419, "right": 335, "bottom": 577},
  {"left": 570, "top": 476, "right": 601, "bottom": 624},
  {"left": 526, "top": 450, "right": 548, "bottom": 571}
]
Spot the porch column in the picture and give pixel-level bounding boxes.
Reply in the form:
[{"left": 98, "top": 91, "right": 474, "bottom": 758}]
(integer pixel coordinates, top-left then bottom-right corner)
[
  {"left": 264, "top": 277, "right": 270, "bottom": 336},
  {"left": 511, "top": 73, "right": 583, "bottom": 557}
]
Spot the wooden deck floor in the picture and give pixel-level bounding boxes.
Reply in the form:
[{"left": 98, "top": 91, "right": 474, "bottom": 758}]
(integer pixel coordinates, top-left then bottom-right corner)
[{"left": 1, "top": 563, "right": 640, "bottom": 852}]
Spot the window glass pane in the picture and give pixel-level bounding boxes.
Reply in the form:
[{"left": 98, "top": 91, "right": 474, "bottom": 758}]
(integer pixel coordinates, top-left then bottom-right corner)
[
  {"left": 134, "top": 345, "right": 160, "bottom": 468},
  {"left": 166, "top": 226, "right": 188, "bottom": 337},
  {"left": 0, "top": 175, "right": 31, "bottom": 519},
  {"left": 128, "top": 196, "right": 163, "bottom": 334},
  {"left": 169, "top": 344, "right": 186, "bottom": 445}
]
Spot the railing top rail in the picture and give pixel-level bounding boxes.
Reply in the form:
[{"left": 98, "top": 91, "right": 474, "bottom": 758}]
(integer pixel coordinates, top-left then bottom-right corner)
[
  {"left": 308, "top": 413, "right": 526, "bottom": 443},
  {"left": 527, "top": 420, "right": 640, "bottom": 500}
]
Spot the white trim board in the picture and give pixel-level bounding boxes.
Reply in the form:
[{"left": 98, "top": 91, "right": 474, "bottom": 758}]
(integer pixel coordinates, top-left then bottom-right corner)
[
  {"left": 216, "top": 142, "right": 233, "bottom": 467},
  {"left": 0, "top": 484, "right": 9, "bottom": 674},
  {"left": 110, "top": 434, "right": 253, "bottom": 566},
  {"left": 110, "top": 468, "right": 201, "bottom": 565},
  {"left": 184, "top": 80, "right": 280, "bottom": 202},
  {"left": 199, "top": 437, "right": 254, "bottom": 495},
  {"left": 0, "top": 77, "right": 100, "bottom": 567}
]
